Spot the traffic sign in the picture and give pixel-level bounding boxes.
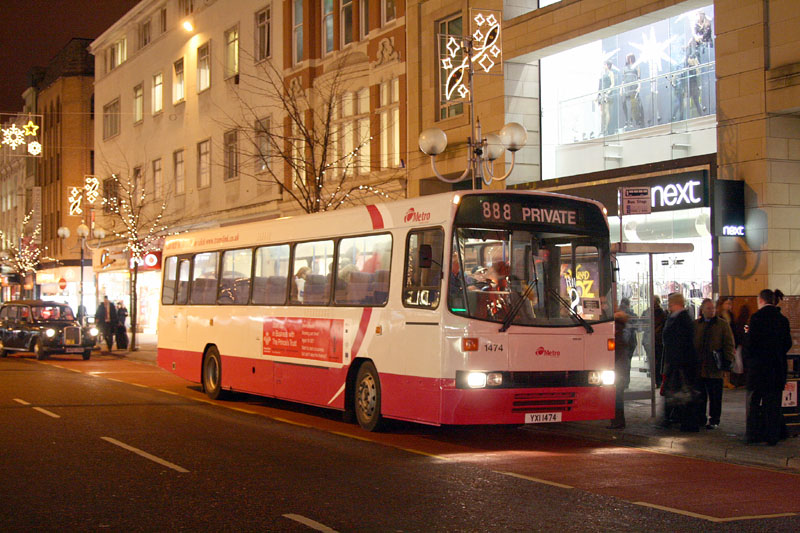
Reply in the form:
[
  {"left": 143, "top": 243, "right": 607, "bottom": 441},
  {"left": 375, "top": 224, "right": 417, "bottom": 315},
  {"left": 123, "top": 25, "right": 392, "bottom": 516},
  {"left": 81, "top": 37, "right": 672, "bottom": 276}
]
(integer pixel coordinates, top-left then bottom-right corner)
[
  {"left": 58, "top": 278, "right": 67, "bottom": 290},
  {"left": 621, "top": 187, "right": 651, "bottom": 215}
]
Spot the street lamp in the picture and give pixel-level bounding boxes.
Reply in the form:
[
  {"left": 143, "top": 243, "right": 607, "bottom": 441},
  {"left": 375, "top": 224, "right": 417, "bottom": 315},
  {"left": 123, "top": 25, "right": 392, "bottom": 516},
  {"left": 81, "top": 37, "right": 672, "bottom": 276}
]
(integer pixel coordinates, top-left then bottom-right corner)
[
  {"left": 58, "top": 224, "right": 105, "bottom": 323},
  {"left": 418, "top": 121, "right": 527, "bottom": 188}
]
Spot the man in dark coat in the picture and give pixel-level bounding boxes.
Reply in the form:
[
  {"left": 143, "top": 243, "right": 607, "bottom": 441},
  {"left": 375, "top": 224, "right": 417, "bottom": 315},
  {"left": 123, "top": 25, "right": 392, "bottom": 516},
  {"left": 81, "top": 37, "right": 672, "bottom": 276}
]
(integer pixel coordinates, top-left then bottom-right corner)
[
  {"left": 95, "top": 295, "right": 117, "bottom": 352},
  {"left": 694, "top": 298, "right": 735, "bottom": 429},
  {"left": 744, "top": 289, "right": 793, "bottom": 445},
  {"left": 660, "top": 292, "right": 700, "bottom": 432}
]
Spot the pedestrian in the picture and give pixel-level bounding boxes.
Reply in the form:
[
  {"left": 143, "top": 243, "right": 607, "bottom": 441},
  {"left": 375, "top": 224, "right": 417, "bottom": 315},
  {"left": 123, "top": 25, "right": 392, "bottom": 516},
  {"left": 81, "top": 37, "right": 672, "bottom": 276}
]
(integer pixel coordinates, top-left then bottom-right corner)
[
  {"left": 94, "top": 295, "right": 117, "bottom": 352},
  {"left": 660, "top": 292, "right": 700, "bottom": 432},
  {"left": 642, "top": 296, "right": 666, "bottom": 386},
  {"left": 609, "top": 308, "right": 631, "bottom": 429},
  {"left": 730, "top": 304, "right": 752, "bottom": 388},
  {"left": 694, "top": 298, "right": 735, "bottom": 429},
  {"left": 715, "top": 297, "right": 737, "bottom": 389},
  {"left": 744, "top": 289, "right": 793, "bottom": 445},
  {"left": 116, "top": 301, "right": 129, "bottom": 350}
]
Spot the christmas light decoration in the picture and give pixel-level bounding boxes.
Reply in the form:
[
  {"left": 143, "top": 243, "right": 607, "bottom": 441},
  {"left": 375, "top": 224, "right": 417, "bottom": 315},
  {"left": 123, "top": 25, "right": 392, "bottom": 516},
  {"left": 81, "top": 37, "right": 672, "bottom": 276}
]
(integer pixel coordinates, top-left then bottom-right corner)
[
  {"left": 0, "top": 211, "right": 55, "bottom": 274},
  {"left": 1, "top": 114, "right": 43, "bottom": 157},
  {"left": 68, "top": 187, "right": 83, "bottom": 216}
]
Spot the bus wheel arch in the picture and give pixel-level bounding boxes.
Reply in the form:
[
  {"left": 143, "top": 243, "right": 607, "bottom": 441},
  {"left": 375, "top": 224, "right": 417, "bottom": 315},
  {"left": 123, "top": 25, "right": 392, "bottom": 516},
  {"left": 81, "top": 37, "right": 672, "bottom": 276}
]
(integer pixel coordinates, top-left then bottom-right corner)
[
  {"left": 350, "top": 358, "right": 385, "bottom": 432},
  {"left": 201, "top": 344, "right": 226, "bottom": 400}
]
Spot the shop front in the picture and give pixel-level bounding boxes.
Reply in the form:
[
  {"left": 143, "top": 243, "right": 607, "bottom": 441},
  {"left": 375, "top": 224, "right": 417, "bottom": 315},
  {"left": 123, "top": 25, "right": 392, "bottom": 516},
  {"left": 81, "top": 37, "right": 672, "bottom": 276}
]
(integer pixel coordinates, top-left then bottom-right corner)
[{"left": 36, "top": 265, "right": 96, "bottom": 317}]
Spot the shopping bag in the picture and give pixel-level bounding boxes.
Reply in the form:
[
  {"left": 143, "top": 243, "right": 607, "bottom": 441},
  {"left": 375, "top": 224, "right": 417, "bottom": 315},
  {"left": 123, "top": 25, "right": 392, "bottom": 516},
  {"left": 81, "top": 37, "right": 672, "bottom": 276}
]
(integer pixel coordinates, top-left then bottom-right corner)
[{"left": 732, "top": 345, "right": 744, "bottom": 374}]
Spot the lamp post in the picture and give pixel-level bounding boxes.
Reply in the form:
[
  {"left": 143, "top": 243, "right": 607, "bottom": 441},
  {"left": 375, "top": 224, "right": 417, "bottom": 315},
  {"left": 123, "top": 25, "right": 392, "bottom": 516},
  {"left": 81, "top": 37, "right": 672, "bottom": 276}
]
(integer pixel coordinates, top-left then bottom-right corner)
[{"left": 57, "top": 224, "right": 105, "bottom": 323}]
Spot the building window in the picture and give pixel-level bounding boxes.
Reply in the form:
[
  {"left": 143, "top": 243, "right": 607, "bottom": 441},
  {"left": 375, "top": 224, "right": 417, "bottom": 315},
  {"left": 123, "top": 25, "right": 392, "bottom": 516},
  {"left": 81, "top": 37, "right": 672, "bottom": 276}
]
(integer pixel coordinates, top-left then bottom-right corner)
[
  {"left": 173, "top": 58, "right": 185, "bottom": 102},
  {"left": 255, "top": 117, "right": 270, "bottom": 173},
  {"left": 293, "top": 0, "right": 303, "bottom": 65},
  {"left": 160, "top": 7, "right": 167, "bottom": 33},
  {"left": 102, "top": 98, "right": 120, "bottom": 139},
  {"left": 198, "top": 139, "right": 210, "bottom": 187},
  {"left": 179, "top": 0, "right": 194, "bottom": 16},
  {"left": 174, "top": 149, "right": 185, "bottom": 194},
  {"left": 140, "top": 19, "right": 152, "bottom": 48},
  {"left": 291, "top": 125, "right": 306, "bottom": 185},
  {"left": 108, "top": 38, "right": 127, "bottom": 71},
  {"left": 338, "top": 89, "right": 370, "bottom": 175},
  {"left": 133, "top": 166, "right": 143, "bottom": 203},
  {"left": 255, "top": 7, "right": 271, "bottom": 61},
  {"left": 383, "top": 0, "right": 396, "bottom": 24},
  {"left": 356, "top": 88, "right": 370, "bottom": 173},
  {"left": 322, "top": 0, "right": 334, "bottom": 55},
  {"left": 225, "top": 26, "right": 239, "bottom": 78},
  {"left": 341, "top": 0, "right": 354, "bottom": 47},
  {"left": 438, "top": 15, "right": 463, "bottom": 119},
  {"left": 133, "top": 83, "right": 144, "bottom": 123},
  {"left": 197, "top": 43, "right": 211, "bottom": 92},
  {"left": 379, "top": 78, "right": 400, "bottom": 168},
  {"left": 152, "top": 72, "right": 163, "bottom": 114},
  {"left": 360, "top": 0, "right": 370, "bottom": 38},
  {"left": 224, "top": 130, "right": 238, "bottom": 180},
  {"left": 103, "top": 177, "right": 119, "bottom": 213},
  {"left": 152, "top": 158, "right": 162, "bottom": 199}
]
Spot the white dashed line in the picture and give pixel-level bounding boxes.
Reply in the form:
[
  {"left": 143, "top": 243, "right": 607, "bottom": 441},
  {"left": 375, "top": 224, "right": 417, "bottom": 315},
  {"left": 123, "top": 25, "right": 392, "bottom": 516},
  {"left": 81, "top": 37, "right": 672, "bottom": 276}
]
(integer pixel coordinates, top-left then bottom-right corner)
[
  {"left": 101, "top": 437, "right": 189, "bottom": 473},
  {"left": 283, "top": 514, "right": 339, "bottom": 532},
  {"left": 32, "top": 407, "right": 61, "bottom": 418},
  {"left": 13, "top": 398, "right": 31, "bottom": 406}
]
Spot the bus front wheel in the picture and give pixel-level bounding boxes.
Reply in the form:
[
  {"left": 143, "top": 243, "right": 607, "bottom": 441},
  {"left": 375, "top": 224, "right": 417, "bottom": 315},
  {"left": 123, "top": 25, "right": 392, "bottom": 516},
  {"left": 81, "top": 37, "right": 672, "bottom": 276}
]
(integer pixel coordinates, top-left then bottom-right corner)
[
  {"left": 202, "top": 347, "right": 226, "bottom": 400},
  {"left": 355, "top": 361, "right": 384, "bottom": 432}
]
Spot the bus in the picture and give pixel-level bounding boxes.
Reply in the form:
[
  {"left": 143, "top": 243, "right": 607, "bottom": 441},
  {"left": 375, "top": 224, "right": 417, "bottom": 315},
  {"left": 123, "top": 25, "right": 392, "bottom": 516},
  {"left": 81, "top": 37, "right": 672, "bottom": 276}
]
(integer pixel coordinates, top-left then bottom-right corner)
[{"left": 157, "top": 190, "right": 616, "bottom": 430}]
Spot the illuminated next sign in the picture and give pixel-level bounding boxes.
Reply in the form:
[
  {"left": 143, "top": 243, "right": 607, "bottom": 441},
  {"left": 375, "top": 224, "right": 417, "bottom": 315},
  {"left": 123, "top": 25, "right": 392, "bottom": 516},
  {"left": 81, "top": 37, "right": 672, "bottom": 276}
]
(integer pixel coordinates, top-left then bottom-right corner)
[
  {"left": 722, "top": 225, "right": 745, "bottom": 236},
  {"left": 651, "top": 180, "right": 703, "bottom": 208}
]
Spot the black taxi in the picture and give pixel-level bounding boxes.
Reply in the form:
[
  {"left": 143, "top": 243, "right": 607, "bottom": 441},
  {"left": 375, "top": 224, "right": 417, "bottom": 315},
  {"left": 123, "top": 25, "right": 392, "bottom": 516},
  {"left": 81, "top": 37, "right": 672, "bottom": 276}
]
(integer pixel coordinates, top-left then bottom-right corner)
[{"left": 0, "top": 300, "right": 99, "bottom": 360}]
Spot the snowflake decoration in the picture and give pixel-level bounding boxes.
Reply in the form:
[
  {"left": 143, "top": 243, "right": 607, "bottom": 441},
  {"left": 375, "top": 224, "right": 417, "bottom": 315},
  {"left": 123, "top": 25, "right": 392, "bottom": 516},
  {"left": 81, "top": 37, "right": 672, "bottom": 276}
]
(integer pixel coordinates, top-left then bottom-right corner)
[
  {"left": 27, "top": 141, "right": 42, "bottom": 156},
  {"left": 630, "top": 26, "right": 677, "bottom": 74},
  {"left": 2, "top": 124, "right": 26, "bottom": 150}
]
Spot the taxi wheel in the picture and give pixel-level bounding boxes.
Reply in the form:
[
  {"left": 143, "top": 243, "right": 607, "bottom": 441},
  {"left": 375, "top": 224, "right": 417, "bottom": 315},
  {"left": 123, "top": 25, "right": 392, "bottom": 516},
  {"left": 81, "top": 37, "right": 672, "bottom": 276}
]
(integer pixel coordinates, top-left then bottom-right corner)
[
  {"left": 34, "top": 339, "right": 48, "bottom": 361},
  {"left": 354, "top": 361, "right": 384, "bottom": 432},
  {"left": 82, "top": 349, "right": 91, "bottom": 360},
  {"left": 0, "top": 347, "right": 7, "bottom": 358},
  {"left": 202, "top": 346, "right": 227, "bottom": 400}
]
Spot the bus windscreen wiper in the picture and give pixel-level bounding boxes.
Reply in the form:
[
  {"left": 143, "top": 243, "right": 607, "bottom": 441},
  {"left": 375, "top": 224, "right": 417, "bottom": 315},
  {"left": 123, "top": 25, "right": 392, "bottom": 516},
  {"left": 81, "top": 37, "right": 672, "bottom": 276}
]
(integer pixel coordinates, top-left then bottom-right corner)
[
  {"left": 499, "top": 277, "right": 538, "bottom": 333},
  {"left": 547, "top": 287, "right": 594, "bottom": 334}
]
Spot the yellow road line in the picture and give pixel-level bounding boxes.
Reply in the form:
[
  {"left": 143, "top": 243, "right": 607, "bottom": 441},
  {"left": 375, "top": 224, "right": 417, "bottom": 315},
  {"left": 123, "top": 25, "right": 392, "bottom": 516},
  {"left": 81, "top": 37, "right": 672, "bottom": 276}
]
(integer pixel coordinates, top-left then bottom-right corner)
[{"left": 632, "top": 501, "right": 798, "bottom": 523}]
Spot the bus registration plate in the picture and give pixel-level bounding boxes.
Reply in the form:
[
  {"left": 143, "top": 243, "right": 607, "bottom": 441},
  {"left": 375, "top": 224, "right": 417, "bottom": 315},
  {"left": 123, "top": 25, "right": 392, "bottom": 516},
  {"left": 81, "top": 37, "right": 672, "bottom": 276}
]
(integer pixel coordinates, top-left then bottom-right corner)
[{"left": 525, "top": 412, "right": 562, "bottom": 424}]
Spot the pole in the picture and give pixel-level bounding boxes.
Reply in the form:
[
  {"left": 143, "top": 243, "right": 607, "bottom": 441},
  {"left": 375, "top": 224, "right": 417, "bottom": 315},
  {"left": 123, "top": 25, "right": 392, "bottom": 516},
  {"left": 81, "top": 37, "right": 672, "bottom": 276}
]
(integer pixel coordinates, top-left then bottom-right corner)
[
  {"left": 79, "top": 239, "right": 84, "bottom": 325},
  {"left": 466, "top": 37, "right": 478, "bottom": 190}
]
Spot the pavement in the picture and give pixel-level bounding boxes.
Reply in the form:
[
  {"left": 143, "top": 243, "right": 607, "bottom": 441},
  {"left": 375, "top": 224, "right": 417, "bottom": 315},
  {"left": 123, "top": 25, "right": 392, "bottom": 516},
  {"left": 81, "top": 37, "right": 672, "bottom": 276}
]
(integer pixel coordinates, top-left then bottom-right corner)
[{"left": 109, "top": 334, "right": 800, "bottom": 472}]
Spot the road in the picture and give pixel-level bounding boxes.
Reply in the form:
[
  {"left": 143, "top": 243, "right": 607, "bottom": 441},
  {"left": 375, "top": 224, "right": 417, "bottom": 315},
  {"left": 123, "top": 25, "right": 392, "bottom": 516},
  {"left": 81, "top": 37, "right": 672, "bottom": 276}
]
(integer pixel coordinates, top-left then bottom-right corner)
[{"left": 1, "top": 353, "right": 799, "bottom": 532}]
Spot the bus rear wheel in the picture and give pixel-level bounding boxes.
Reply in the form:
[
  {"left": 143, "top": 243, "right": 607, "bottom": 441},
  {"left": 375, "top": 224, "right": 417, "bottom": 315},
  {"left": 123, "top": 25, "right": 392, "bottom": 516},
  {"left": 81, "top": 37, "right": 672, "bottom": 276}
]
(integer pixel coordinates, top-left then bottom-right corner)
[
  {"left": 355, "top": 362, "right": 384, "bottom": 432},
  {"left": 202, "top": 346, "right": 226, "bottom": 400}
]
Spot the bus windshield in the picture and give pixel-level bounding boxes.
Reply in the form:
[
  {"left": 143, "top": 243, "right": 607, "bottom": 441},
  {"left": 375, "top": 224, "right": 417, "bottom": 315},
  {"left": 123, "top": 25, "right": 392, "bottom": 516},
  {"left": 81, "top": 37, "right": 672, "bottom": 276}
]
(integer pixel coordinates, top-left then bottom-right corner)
[{"left": 449, "top": 228, "right": 612, "bottom": 327}]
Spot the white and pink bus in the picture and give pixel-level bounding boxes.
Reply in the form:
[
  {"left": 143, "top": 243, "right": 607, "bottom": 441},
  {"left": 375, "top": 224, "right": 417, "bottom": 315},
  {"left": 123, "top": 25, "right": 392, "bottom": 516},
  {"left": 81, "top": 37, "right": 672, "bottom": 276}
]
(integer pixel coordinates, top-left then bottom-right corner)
[{"left": 157, "top": 190, "right": 616, "bottom": 430}]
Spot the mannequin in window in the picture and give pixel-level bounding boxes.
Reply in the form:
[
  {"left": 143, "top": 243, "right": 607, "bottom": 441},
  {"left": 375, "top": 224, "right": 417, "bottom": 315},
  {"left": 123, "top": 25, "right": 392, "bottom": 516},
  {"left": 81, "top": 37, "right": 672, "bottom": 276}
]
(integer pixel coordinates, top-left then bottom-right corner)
[
  {"left": 597, "top": 60, "right": 620, "bottom": 136},
  {"left": 622, "top": 53, "right": 645, "bottom": 130}
]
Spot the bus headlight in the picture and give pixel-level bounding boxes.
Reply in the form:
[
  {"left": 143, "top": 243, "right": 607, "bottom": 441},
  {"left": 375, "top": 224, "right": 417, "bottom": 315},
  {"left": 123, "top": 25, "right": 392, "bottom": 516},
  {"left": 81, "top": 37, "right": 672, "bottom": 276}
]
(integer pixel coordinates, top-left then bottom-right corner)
[
  {"left": 601, "top": 370, "right": 615, "bottom": 385},
  {"left": 45, "top": 329, "right": 56, "bottom": 338},
  {"left": 89, "top": 327, "right": 99, "bottom": 337},
  {"left": 487, "top": 372, "right": 503, "bottom": 387},
  {"left": 467, "top": 372, "right": 487, "bottom": 388}
]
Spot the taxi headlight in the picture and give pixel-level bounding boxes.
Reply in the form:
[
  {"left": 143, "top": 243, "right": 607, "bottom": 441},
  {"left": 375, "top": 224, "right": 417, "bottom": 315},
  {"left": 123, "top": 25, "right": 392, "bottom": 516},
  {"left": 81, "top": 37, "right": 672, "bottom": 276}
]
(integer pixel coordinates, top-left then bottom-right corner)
[
  {"left": 89, "top": 327, "right": 99, "bottom": 337},
  {"left": 466, "top": 372, "right": 487, "bottom": 388},
  {"left": 601, "top": 370, "right": 616, "bottom": 386},
  {"left": 45, "top": 328, "right": 56, "bottom": 338}
]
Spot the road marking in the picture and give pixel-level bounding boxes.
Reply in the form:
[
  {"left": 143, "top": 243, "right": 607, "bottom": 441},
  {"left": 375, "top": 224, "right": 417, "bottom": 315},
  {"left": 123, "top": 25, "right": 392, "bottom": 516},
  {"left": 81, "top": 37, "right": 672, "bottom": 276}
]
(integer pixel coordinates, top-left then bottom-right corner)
[
  {"left": 283, "top": 514, "right": 339, "bottom": 532},
  {"left": 101, "top": 437, "right": 189, "bottom": 473},
  {"left": 33, "top": 407, "right": 61, "bottom": 418},
  {"left": 495, "top": 471, "right": 574, "bottom": 489},
  {"left": 13, "top": 398, "right": 31, "bottom": 406},
  {"left": 632, "top": 501, "right": 798, "bottom": 523},
  {"left": 130, "top": 383, "right": 148, "bottom": 388},
  {"left": 157, "top": 389, "right": 179, "bottom": 395}
]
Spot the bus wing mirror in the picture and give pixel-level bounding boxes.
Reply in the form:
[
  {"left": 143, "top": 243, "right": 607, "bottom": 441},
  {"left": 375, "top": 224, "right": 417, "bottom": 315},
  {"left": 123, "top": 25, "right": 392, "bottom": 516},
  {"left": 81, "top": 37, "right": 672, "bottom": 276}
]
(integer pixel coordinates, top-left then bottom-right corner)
[{"left": 419, "top": 244, "right": 433, "bottom": 269}]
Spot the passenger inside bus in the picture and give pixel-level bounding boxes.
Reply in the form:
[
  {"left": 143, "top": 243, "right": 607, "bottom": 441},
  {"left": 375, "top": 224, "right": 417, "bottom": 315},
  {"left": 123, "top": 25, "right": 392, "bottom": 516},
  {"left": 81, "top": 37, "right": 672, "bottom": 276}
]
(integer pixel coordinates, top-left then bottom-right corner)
[{"left": 291, "top": 266, "right": 310, "bottom": 302}]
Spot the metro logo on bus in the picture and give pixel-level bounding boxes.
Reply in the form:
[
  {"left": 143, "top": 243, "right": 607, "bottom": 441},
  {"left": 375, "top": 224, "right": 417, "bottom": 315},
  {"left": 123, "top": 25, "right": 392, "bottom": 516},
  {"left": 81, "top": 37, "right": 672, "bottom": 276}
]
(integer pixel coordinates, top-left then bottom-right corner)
[
  {"left": 535, "top": 346, "right": 561, "bottom": 357},
  {"left": 404, "top": 208, "right": 431, "bottom": 224}
]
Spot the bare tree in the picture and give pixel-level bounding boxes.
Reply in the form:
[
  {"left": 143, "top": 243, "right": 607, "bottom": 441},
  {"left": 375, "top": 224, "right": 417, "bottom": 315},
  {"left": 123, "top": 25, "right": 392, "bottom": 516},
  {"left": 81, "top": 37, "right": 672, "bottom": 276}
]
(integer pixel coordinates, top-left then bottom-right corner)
[
  {"left": 99, "top": 167, "right": 169, "bottom": 351},
  {"left": 224, "top": 52, "right": 405, "bottom": 214}
]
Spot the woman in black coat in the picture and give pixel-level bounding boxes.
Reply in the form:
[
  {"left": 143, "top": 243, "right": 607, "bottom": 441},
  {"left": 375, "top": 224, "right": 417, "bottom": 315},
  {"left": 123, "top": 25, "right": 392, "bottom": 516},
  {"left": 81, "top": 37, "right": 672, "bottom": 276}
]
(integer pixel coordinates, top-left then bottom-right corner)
[
  {"left": 744, "top": 289, "right": 793, "bottom": 445},
  {"left": 660, "top": 292, "right": 700, "bottom": 432}
]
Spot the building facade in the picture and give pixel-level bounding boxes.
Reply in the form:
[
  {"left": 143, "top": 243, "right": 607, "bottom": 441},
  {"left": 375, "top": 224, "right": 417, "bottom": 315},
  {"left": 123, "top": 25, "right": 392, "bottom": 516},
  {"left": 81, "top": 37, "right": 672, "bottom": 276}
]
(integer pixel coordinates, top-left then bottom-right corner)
[
  {"left": 409, "top": 0, "right": 800, "bottom": 321},
  {"left": 90, "top": 0, "right": 407, "bottom": 332}
]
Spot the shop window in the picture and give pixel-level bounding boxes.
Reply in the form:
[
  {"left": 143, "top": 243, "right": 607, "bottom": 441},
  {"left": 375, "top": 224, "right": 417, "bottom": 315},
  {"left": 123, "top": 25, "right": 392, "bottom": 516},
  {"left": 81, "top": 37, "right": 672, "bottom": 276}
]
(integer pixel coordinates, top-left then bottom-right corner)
[{"left": 538, "top": 5, "right": 716, "bottom": 181}]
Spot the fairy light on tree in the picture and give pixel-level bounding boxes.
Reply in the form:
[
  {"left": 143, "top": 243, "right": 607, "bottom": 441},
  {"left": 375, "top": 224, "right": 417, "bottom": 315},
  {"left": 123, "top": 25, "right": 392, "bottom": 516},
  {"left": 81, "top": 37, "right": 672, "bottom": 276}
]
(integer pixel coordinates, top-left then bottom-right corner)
[
  {"left": 0, "top": 211, "right": 55, "bottom": 296},
  {"left": 100, "top": 171, "right": 169, "bottom": 351}
]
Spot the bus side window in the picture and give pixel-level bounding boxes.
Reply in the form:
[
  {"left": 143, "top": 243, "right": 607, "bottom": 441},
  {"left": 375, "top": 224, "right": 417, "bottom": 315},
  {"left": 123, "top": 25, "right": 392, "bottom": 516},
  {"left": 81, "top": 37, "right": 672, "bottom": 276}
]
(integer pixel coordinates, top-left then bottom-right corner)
[
  {"left": 403, "top": 228, "right": 444, "bottom": 309},
  {"left": 218, "top": 248, "right": 253, "bottom": 305},
  {"left": 334, "top": 233, "right": 392, "bottom": 306},
  {"left": 252, "top": 244, "right": 290, "bottom": 305},
  {"left": 292, "top": 240, "right": 334, "bottom": 305},
  {"left": 176, "top": 259, "right": 191, "bottom": 304},
  {"left": 162, "top": 256, "right": 178, "bottom": 305},
  {"left": 190, "top": 252, "right": 219, "bottom": 305}
]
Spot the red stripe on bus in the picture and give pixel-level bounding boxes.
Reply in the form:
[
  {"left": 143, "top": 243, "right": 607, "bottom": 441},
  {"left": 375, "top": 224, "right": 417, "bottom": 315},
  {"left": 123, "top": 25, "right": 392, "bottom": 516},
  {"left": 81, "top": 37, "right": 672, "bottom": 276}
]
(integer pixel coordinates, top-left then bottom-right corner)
[
  {"left": 351, "top": 308, "right": 372, "bottom": 358},
  {"left": 366, "top": 204, "right": 384, "bottom": 229}
]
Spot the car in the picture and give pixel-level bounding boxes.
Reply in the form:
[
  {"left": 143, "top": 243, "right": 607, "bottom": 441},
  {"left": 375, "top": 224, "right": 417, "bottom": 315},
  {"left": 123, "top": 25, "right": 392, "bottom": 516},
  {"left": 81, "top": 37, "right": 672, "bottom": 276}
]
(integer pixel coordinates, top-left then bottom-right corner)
[{"left": 0, "top": 300, "right": 99, "bottom": 360}]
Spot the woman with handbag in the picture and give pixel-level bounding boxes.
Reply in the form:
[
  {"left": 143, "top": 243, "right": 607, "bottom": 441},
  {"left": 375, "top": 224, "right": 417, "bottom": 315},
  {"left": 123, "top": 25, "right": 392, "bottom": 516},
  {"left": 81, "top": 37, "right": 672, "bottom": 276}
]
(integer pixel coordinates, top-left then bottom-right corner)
[{"left": 694, "top": 299, "right": 735, "bottom": 429}]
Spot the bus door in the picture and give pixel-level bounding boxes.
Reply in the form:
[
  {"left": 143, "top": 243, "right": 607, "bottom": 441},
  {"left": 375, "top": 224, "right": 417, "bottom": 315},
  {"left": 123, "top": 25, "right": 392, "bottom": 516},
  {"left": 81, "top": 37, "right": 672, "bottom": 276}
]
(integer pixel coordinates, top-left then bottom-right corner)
[
  {"left": 161, "top": 256, "right": 191, "bottom": 349},
  {"left": 390, "top": 227, "right": 445, "bottom": 424}
]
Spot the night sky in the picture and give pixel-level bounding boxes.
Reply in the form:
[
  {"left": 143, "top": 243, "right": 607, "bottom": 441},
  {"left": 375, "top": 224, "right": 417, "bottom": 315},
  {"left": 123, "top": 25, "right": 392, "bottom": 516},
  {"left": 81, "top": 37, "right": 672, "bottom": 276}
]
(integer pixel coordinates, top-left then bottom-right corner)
[{"left": 0, "top": 0, "right": 139, "bottom": 113}]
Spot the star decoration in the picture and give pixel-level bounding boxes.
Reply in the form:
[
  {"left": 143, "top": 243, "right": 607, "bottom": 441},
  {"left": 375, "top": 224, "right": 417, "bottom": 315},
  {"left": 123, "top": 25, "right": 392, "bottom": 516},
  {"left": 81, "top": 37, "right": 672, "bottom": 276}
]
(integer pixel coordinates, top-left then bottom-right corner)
[
  {"left": 441, "top": 57, "right": 453, "bottom": 70},
  {"left": 22, "top": 120, "right": 39, "bottom": 136},
  {"left": 629, "top": 27, "right": 677, "bottom": 74}
]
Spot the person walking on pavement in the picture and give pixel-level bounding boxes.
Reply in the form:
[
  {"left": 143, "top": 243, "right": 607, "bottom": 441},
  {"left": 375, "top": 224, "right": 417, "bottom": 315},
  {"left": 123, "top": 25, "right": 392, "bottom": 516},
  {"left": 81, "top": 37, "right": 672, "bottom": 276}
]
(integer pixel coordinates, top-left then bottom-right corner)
[
  {"left": 115, "top": 301, "right": 129, "bottom": 350},
  {"left": 642, "top": 296, "right": 667, "bottom": 386},
  {"left": 660, "top": 292, "right": 701, "bottom": 432},
  {"left": 694, "top": 298, "right": 735, "bottom": 429},
  {"left": 744, "top": 289, "right": 793, "bottom": 445},
  {"left": 609, "top": 308, "right": 631, "bottom": 429},
  {"left": 94, "top": 296, "right": 117, "bottom": 352}
]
